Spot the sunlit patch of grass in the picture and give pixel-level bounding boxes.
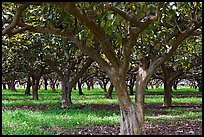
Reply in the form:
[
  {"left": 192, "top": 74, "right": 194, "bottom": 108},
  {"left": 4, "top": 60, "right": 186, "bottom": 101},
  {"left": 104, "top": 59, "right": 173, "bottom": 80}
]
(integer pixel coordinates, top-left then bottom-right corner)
[
  {"left": 2, "top": 99, "right": 61, "bottom": 107},
  {"left": 2, "top": 108, "right": 120, "bottom": 135},
  {"left": 172, "top": 97, "right": 202, "bottom": 103}
]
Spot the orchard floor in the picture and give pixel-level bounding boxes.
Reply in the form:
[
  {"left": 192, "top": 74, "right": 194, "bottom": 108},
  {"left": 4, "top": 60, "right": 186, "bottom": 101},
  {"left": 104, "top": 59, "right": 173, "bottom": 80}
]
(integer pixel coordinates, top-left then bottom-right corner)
[
  {"left": 2, "top": 87, "right": 202, "bottom": 135},
  {"left": 2, "top": 102, "right": 202, "bottom": 135}
]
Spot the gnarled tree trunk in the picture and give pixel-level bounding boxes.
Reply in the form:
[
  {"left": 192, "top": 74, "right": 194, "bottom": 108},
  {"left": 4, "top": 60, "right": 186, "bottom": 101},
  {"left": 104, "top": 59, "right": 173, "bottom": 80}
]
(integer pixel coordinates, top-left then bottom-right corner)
[{"left": 110, "top": 71, "right": 145, "bottom": 135}]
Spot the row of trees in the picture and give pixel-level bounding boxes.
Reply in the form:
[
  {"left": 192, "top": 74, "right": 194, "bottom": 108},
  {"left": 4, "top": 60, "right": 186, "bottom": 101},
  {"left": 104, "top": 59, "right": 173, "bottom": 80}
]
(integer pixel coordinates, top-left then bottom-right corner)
[{"left": 2, "top": 2, "right": 202, "bottom": 135}]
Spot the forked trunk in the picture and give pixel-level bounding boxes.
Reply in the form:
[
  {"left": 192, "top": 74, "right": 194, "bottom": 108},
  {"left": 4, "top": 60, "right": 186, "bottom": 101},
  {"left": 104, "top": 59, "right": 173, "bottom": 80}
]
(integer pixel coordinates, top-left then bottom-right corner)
[
  {"left": 112, "top": 77, "right": 144, "bottom": 135},
  {"left": 119, "top": 104, "right": 143, "bottom": 135}
]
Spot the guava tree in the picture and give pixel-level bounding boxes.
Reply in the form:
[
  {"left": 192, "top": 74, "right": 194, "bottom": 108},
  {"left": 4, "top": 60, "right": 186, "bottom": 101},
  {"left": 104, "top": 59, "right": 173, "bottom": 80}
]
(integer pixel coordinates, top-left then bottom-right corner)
[{"left": 2, "top": 2, "right": 202, "bottom": 135}]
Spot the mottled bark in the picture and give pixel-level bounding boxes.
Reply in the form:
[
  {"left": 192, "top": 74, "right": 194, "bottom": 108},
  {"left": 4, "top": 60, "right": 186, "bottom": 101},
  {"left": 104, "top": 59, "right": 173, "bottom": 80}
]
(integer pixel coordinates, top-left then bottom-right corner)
[
  {"left": 112, "top": 78, "right": 144, "bottom": 135},
  {"left": 61, "top": 80, "right": 70, "bottom": 108}
]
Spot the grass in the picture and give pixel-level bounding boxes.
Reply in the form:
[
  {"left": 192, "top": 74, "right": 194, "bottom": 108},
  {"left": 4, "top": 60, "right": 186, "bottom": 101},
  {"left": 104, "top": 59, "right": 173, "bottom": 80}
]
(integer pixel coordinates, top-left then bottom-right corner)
[{"left": 2, "top": 86, "right": 202, "bottom": 135}]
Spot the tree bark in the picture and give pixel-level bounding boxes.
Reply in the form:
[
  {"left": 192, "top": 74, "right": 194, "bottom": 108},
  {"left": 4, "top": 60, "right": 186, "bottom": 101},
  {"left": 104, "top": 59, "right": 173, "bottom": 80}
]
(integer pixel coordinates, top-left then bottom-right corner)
[
  {"left": 196, "top": 78, "right": 202, "bottom": 92},
  {"left": 105, "top": 83, "right": 113, "bottom": 99},
  {"left": 78, "top": 79, "right": 84, "bottom": 95},
  {"left": 163, "top": 80, "right": 173, "bottom": 106},
  {"left": 113, "top": 82, "right": 134, "bottom": 134},
  {"left": 44, "top": 77, "right": 48, "bottom": 90},
  {"left": 112, "top": 77, "right": 144, "bottom": 135},
  {"left": 50, "top": 78, "right": 56, "bottom": 91},
  {"left": 61, "top": 79, "right": 72, "bottom": 108},
  {"left": 86, "top": 81, "right": 91, "bottom": 90},
  {"left": 91, "top": 82, "right": 94, "bottom": 89},
  {"left": 25, "top": 76, "right": 31, "bottom": 95},
  {"left": 173, "top": 80, "right": 178, "bottom": 90},
  {"left": 32, "top": 77, "right": 40, "bottom": 100},
  {"left": 98, "top": 80, "right": 105, "bottom": 91},
  {"left": 8, "top": 79, "right": 17, "bottom": 92},
  {"left": 61, "top": 79, "right": 69, "bottom": 108}
]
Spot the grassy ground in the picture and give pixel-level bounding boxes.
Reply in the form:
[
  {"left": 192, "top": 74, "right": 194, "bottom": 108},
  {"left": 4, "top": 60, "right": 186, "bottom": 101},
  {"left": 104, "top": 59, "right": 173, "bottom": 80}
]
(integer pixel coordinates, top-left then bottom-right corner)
[{"left": 2, "top": 86, "right": 202, "bottom": 135}]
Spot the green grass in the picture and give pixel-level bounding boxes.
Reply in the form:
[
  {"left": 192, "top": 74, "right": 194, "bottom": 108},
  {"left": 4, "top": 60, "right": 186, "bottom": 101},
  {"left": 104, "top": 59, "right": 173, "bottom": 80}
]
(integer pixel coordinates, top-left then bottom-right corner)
[{"left": 2, "top": 86, "right": 202, "bottom": 135}]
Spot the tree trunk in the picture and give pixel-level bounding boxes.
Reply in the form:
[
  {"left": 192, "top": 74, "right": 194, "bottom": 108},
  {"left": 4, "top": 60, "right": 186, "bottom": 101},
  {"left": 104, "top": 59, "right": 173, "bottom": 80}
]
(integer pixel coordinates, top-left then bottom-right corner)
[
  {"left": 110, "top": 74, "right": 145, "bottom": 135},
  {"left": 197, "top": 79, "right": 202, "bottom": 92},
  {"left": 32, "top": 78, "right": 40, "bottom": 100},
  {"left": 50, "top": 78, "right": 56, "bottom": 91},
  {"left": 86, "top": 81, "right": 91, "bottom": 90},
  {"left": 44, "top": 77, "right": 48, "bottom": 90},
  {"left": 61, "top": 80, "right": 72, "bottom": 108},
  {"left": 61, "top": 80, "right": 69, "bottom": 108},
  {"left": 25, "top": 76, "right": 31, "bottom": 95},
  {"left": 78, "top": 79, "right": 84, "bottom": 95},
  {"left": 163, "top": 80, "right": 173, "bottom": 107},
  {"left": 173, "top": 80, "right": 178, "bottom": 90},
  {"left": 67, "top": 87, "right": 72, "bottom": 105},
  {"left": 2, "top": 83, "right": 7, "bottom": 89},
  {"left": 98, "top": 80, "right": 105, "bottom": 91},
  {"left": 8, "top": 80, "right": 17, "bottom": 92},
  {"left": 105, "top": 83, "right": 113, "bottom": 98},
  {"left": 91, "top": 83, "right": 94, "bottom": 89}
]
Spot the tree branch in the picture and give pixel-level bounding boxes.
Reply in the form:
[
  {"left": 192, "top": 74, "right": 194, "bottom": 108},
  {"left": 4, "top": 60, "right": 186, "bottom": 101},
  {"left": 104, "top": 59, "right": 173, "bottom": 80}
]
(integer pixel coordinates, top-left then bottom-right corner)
[
  {"left": 2, "top": 3, "right": 30, "bottom": 36},
  {"left": 58, "top": 2, "right": 120, "bottom": 69}
]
